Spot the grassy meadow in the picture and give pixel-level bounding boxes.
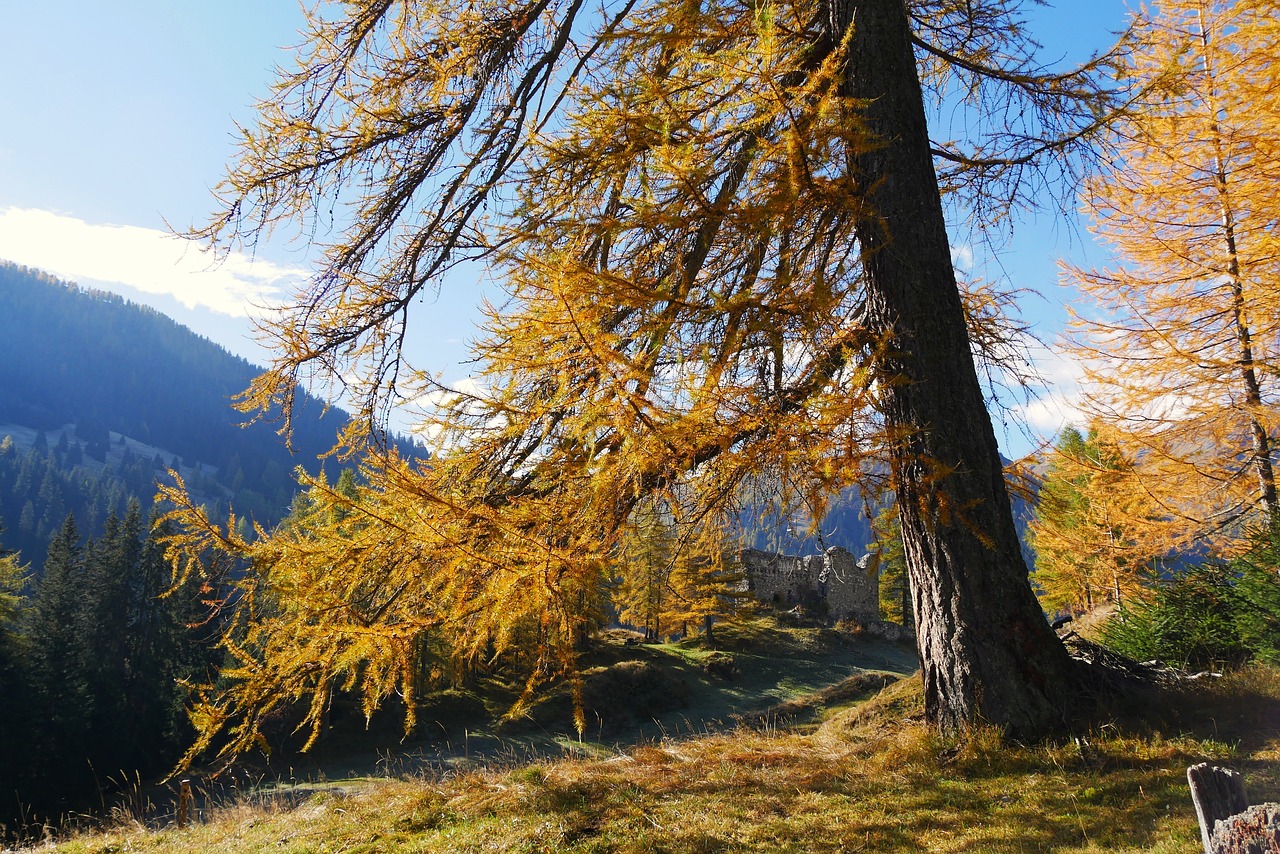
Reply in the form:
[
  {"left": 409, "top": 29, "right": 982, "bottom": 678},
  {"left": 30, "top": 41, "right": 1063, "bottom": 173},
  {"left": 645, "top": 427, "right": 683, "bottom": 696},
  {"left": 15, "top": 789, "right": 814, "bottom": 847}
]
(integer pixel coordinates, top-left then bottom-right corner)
[{"left": 19, "top": 619, "right": 1280, "bottom": 853}]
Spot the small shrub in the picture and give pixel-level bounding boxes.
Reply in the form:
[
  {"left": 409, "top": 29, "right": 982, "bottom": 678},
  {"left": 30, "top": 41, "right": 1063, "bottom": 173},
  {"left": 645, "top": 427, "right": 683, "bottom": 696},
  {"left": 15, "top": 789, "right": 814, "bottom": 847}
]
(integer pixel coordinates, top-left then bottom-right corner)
[
  {"left": 702, "top": 652, "right": 739, "bottom": 681},
  {"left": 834, "top": 617, "right": 865, "bottom": 638},
  {"left": 1101, "top": 547, "right": 1280, "bottom": 669},
  {"left": 1232, "top": 533, "right": 1280, "bottom": 664},
  {"left": 580, "top": 660, "right": 692, "bottom": 733}
]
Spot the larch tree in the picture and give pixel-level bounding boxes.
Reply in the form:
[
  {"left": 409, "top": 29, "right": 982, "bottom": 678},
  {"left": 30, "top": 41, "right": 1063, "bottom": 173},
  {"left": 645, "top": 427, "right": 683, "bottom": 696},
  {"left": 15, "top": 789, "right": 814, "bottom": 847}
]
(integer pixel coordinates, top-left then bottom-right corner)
[
  {"left": 0, "top": 522, "right": 25, "bottom": 640},
  {"left": 614, "top": 499, "right": 676, "bottom": 641},
  {"left": 870, "top": 501, "right": 910, "bottom": 625},
  {"left": 1028, "top": 425, "right": 1164, "bottom": 616},
  {"left": 616, "top": 495, "right": 742, "bottom": 642},
  {"left": 662, "top": 514, "right": 742, "bottom": 641},
  {"left": 1065, "top": 0, "right": 1280, "bottom": 551},
  {"left": 163, "top": 0, "right": 1130, "bottom": 761}
]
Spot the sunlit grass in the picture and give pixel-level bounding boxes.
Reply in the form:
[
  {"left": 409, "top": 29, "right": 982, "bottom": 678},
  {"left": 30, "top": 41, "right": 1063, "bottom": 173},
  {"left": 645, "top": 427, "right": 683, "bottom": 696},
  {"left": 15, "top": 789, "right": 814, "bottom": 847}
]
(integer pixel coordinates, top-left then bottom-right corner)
[{"left": 37, "top": 665, "right": 1280, "bottom": 853}]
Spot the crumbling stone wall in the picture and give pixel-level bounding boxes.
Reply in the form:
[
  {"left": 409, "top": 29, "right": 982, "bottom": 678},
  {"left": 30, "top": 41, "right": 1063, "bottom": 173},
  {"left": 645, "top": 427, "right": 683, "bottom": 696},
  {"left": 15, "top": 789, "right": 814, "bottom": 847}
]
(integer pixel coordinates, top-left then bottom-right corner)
[{"left": 739, "top": 545, "right": 878, "bottom": 622}]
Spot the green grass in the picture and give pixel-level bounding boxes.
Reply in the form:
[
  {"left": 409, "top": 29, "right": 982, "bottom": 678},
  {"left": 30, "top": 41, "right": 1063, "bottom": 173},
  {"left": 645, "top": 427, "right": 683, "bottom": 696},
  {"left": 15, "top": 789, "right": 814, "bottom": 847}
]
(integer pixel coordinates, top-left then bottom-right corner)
[
  {"left": 25, "top": 624, "right": 1280, "bottom": 853},
  {"left": 367, "top": 616, "right": 917, "bottom": 759}
]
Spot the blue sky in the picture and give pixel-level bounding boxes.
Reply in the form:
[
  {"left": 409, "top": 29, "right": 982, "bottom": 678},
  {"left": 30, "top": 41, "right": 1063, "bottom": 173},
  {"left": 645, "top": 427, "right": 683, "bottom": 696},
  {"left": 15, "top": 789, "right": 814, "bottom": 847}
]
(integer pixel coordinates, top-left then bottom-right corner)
[
  {"left": 0, "top": 1, "right": 1134, "bottom": 457},
  {"left": 0, "top": 1, "right": 309, "bottom": 352}
]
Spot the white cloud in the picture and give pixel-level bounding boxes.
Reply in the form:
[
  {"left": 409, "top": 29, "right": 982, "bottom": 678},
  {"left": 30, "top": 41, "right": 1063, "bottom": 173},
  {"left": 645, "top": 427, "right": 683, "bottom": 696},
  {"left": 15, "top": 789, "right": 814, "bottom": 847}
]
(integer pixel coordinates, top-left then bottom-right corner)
[
  {"left": 399, "top": 375, "right": 501, "bottom": 448},
  {"left": 405, "top": 375, "right": 487, "bottom": 412},
  {"left": 950, "top": 243, "right": 975, "bottom": 272},
  {"left": 0, "top": 207, "right": 306, "bottom": 317},
  {"left": 1015, "top": 342, "right": 1088, "bottom": 439}
]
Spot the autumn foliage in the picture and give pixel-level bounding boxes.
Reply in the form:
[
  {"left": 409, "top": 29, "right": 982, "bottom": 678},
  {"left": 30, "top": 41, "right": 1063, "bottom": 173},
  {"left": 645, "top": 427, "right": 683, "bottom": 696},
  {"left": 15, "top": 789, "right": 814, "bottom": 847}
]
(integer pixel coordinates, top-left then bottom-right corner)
[
  {"left": 158, "top": 0, "right": 1131, "bottom": 760},
  {"left": 1028, "top": 425, "right": 1169, "bottom": 616},
  {"left": 1065, "top": 0, "right": 1280, "bottom": 552}
]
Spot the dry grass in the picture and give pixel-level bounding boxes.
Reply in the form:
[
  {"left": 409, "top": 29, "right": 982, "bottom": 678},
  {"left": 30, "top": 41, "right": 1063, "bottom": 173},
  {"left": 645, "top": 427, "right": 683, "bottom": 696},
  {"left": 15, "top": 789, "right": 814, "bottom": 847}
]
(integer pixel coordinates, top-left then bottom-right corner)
[{"left": 31, "top": 664, "right": 1280, "bottom": 854}]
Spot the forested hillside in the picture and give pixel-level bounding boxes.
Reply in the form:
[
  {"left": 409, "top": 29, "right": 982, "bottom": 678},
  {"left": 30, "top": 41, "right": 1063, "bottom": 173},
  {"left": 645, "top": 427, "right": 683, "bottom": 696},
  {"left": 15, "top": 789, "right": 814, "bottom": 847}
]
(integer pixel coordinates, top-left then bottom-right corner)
[
  {"left": 0, "top": 262, "right": 417, "bottom": 571},
  {"left": 0, "top": 262, "right": 428, "bottom": 829}
]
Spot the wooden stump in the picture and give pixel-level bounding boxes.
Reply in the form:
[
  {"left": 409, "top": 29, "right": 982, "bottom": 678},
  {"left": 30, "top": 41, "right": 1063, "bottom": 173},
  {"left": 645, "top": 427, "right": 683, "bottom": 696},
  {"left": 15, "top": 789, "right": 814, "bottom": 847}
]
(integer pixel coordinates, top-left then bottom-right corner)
[
  {"left": 1190, "top": 763, "right": 1250, "bottom": 853},
  {"left": 1188, "top": 764, "right": 1280, "bottom": 853},
  {"left": 1209, "top": 804, "right": 1280, "bottom": 853},
  {"left": 177, "top": 779, "right": 192, "bottom": 829}
]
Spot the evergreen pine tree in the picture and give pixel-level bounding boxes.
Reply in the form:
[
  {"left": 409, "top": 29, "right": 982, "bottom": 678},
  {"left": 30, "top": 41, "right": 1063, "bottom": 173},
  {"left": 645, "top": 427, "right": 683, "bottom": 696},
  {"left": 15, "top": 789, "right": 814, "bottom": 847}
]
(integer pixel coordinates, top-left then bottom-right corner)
[
  {"left": 13, "top": 451, "right": 36, "bottom": 497},
  {"left": 24, "top": 514, "right": 94, "bottom": 795},
  {"left": 124, "top": 519, "right": 188, "bottom": 757},
  {"left": 18, "top": 500, "right": 34, "bottom": 534},
  {"left": 78, "top": 507, "right": 138, "bottom": 769},
  {"left": 0, "top": 520, "right": 31, "bottom": 803},
  {"left": 118, "top": 504, "right": 212, "bottom": 765}
]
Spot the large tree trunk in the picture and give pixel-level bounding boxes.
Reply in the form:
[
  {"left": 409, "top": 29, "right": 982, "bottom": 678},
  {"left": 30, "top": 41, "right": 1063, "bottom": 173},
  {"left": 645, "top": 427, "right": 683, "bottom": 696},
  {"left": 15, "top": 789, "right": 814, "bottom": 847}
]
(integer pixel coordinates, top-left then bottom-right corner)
[{"left": 842, "top": 0, "right": 1079, "bottom": 737}]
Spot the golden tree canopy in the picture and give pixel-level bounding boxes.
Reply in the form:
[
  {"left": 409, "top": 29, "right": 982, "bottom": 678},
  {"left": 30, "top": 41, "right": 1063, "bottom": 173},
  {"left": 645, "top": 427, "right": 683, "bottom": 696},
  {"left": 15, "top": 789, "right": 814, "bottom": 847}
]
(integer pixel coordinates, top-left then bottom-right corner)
[
  {"left": 1066, "top": 0, "right": 1280, "bottom": 550},
  {"left": 1028, "top": 424, "right": 1170, "bottom": 616},
  {"left": 163, "top": 0, "right": 1128, "bottom": 760}
]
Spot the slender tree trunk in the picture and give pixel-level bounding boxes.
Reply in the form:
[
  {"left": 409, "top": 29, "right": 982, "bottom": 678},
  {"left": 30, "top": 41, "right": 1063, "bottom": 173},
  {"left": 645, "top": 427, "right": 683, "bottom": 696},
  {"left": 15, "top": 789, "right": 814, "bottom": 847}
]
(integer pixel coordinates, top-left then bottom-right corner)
[
  {"left": 1226, "top": 270, "right": 1278, "bottom": 521},
  {"left": 1196, "top": 10, "right": 1279, "bottom": 527},
  {"left": 840, "top": 0, "right": 1079, "bottom": 736},
  {"left": 901, "top": 573, "right": 911, "bottom": 627},
  {"left": 1218, "top": 153, "right": 1277, "bottom": 525}
]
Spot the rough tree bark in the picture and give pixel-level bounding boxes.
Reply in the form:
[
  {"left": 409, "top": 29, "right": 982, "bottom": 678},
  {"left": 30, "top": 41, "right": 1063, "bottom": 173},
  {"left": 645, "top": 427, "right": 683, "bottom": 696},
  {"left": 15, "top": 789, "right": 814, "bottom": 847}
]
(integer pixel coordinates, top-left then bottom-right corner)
[{"left": 842, "top": 0, "right": 1080, "bottom": 736}]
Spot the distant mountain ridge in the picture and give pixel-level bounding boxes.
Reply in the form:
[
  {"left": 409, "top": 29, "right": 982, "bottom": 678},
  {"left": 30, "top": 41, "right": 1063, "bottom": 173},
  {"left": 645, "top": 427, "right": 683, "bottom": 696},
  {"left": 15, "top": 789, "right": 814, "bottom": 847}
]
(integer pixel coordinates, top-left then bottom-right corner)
[{"left": 0, "top": 261, "right": 403, "bottom": 569}]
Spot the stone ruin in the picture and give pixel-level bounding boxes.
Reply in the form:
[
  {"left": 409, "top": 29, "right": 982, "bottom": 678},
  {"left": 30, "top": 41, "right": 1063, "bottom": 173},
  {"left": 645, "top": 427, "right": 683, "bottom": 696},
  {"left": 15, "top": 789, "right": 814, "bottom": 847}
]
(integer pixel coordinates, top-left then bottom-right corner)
[{"left": 738, "top": 545, "right": 879, "bottom": 623}]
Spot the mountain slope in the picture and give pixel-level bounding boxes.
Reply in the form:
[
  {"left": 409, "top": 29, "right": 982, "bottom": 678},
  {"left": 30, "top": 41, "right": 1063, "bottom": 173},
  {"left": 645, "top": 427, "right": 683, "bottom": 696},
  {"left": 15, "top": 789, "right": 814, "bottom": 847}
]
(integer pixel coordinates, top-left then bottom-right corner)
[{"left": 0, "top": 262, "right": 363, "bottom": 567}]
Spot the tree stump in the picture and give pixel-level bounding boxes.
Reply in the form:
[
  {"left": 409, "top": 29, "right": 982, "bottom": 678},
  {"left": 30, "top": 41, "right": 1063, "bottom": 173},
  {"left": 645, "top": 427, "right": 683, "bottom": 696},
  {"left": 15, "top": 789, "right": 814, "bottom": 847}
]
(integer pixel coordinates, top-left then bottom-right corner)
[
  {"left": 178, "top": 779, "right": 192, "bottom": 829},
  {"left": 1209, "top": 805, "right": 1280, "bottom": 853},
  {"left": 1188, "top": 764, "right": 1280, "bottom": 853}
]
